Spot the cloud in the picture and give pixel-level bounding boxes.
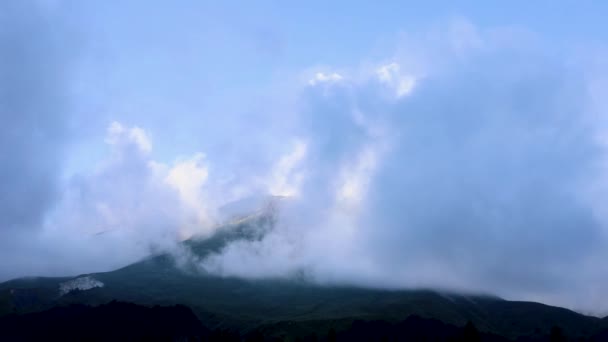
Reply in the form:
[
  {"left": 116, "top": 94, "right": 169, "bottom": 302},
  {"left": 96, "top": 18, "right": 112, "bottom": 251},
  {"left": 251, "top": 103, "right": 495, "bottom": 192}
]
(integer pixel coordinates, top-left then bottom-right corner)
[
  {"left": 195, "top": 20, "right": 608, "bottom": 313},
  {"left": 0, "top": 2, "right": 74, "bottom": 235},
  {"left": 165, "top": 152, "right": 215, "bottom": 237},
  {"left": 266, "top": 139, "right": 307, "bottom": 197},
  {"left": 0, "top": 120, "right": 220, "bottom": 279},
  {"left": 1, "top": 6, "right": 608, "bottom": 315},
  {"left": 376, "top": 63, "right": 416, "bottom": 98},
  {"left": 308, "top": 72, "right": 344, "bottom": 86},
  {"left": 105, "top": 121, "right": 153, "bottom": 153}
]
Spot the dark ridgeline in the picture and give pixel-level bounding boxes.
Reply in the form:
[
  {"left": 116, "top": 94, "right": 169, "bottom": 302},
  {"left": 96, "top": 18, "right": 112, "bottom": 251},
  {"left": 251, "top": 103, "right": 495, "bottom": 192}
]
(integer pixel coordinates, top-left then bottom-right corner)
[
  {"left": 0, "top": 300, "right": 209, "bottom": 341},
  {"left": 2, "top": 303, "right": 608, "bottom": 341},
  {"left": 329, "top": 316, "right": 503, "bottom": 342}
]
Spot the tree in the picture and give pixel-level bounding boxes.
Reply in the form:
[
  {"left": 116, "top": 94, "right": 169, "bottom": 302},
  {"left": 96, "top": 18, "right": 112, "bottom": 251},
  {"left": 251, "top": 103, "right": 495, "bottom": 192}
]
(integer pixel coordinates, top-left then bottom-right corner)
[
  {"left": 460, "top": 321, "right": 480, "bottom": 342},
  {"left": 327, "top": 327, "right": 337, "bottom": 342},
  {"left": 550, "top": 326, "right": 566, "bottom": 342}
]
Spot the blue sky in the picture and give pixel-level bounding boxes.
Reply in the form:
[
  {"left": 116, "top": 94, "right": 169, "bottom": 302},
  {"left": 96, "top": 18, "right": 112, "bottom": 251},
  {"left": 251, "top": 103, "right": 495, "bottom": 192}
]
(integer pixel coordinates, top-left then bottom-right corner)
[
  {"left": 65, "top": 0, "right": 608, "bottom": 167},
  {"left": 3, "top": 1, "right": 608, "bottom": 314}
]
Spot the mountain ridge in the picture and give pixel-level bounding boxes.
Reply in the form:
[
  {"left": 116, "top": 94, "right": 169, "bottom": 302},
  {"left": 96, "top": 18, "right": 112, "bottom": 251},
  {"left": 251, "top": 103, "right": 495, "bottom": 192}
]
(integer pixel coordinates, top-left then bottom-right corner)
[{"left": 1, "top": 212, "right": 607, "bottom": 339}]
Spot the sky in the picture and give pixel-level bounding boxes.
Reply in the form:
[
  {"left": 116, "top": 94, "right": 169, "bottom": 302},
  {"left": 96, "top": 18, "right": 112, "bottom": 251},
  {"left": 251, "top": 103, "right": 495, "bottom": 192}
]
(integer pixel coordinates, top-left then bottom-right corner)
[{"left": 2, "top": 0, "right": 608, "bottom": 314}]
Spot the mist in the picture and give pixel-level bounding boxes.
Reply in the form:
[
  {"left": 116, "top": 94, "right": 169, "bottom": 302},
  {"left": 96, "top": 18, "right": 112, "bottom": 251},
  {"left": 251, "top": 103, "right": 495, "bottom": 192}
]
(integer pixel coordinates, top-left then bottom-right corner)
[
  {"left": 2, "top": 2, "right": 608, "bottom": 315},
  {"left": 199, "top": 24, "right": 608, "bottom": 313}
]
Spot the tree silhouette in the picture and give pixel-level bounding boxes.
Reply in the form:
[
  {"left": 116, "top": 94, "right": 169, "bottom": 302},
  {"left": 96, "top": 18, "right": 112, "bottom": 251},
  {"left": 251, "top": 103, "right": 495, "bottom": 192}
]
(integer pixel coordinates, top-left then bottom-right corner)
[
  {"left": 550, "top": 326, "right": 566, "bottom": 342},
  {"left": 306, "top": 332, "right": 319, "bottom": 342},
  {"left": 245, "top": 330, "right": 264, "bottom": 342},
  {"left": 327, "top": 327, "right": 337, "bottom": 342},
  {"left": 460, "top": 321, "right": 480, "bottom": 342}
]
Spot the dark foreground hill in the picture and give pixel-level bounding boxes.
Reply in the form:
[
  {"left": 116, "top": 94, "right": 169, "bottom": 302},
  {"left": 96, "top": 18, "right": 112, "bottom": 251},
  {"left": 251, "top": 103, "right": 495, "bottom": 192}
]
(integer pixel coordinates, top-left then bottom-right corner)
[
  {"left": 0, "top": 303, "right": 494, "bottom": 341},
  {"left": 2, "top": 302, "right": 608, "bottom": 341},
  {"left": 0, "top": 301, "right": 208, "bottom": 341},
  {"left": 1, "top": 212, "right": 608, "bottom": 340}
]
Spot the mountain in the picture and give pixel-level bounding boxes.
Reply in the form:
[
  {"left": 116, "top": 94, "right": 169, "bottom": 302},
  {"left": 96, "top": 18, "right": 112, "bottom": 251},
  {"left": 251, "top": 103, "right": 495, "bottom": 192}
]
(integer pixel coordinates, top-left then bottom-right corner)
[{"left": 1, "top": 208, "right": 607, "bottom": 340}]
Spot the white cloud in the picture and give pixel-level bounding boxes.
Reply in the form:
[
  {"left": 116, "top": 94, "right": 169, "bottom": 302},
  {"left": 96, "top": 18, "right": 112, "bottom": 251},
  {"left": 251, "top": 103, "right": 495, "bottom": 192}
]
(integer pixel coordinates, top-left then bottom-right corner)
[
  {"left": 267, "top": 140, "right": 307, "bottom": 197},
  {"left": 308, "top": 72, "right": 343, "bottom": 86},
  {"left": 376, "top": 62, "right": 416, "bottom": 98},
  {"left": 105, "top": 121, "right": 152, "bottom": 153},
  {"left": 165, "top": 153, "right": 215, "bottom": 238},
  {"left": 165, "top": 154, "right": 209, "bottom": 210},
  {"left": 335, "top": 143, "right": 381, "bottom": 209},
  {"left": 13, "top": 122, "right": 224, "bottom": 277}
]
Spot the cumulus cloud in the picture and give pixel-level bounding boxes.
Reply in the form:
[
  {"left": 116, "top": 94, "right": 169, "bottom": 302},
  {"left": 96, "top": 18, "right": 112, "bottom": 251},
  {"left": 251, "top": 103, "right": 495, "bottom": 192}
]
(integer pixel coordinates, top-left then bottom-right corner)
[{"left": 0, "top": 119, "right": 222, "bottom": 279}]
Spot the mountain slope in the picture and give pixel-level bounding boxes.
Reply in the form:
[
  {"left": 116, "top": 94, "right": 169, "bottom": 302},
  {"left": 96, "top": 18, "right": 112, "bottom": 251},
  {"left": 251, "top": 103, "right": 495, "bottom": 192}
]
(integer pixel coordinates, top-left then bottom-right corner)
[{"left": 0, "top": 212, "right": 605, "bottom": 339}]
